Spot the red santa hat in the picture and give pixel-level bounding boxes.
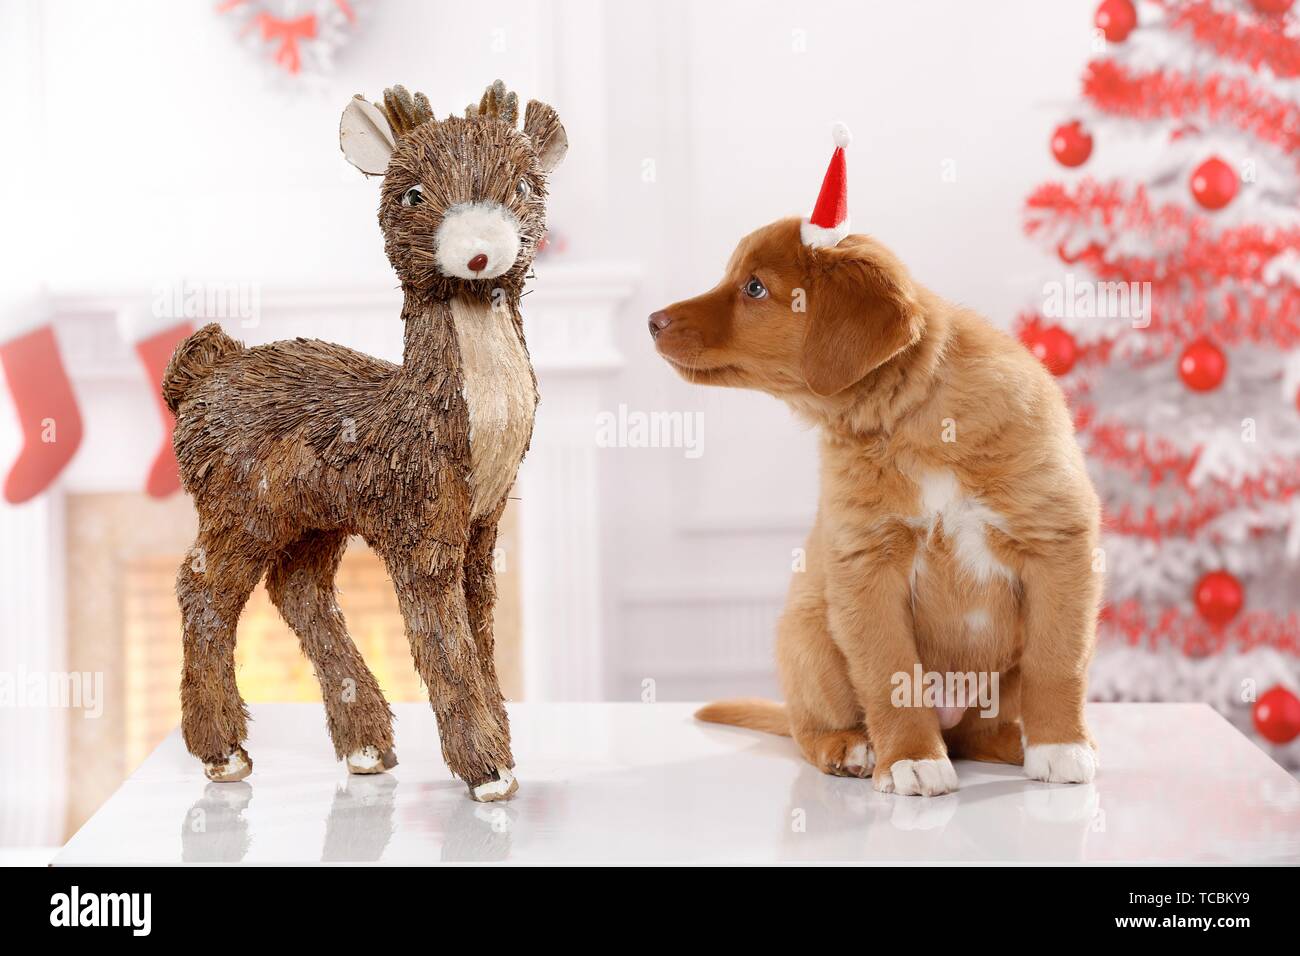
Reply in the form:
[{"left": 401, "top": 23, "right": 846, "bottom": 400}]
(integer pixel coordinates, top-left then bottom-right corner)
[{"left": 800, "top": 122, "right": 852, "bottom": 249}]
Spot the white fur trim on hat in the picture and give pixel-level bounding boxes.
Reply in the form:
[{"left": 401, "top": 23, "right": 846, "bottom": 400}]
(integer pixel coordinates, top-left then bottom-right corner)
[
  {"left": 831, "top": 122, "right": 852, "bottom": 149},
  {"left": 800, "top": 217, "right": 852, "bottom": 249}
]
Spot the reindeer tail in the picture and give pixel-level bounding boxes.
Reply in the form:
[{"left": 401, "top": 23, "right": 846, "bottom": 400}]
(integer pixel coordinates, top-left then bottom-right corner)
[
  {"left": 694, "top": 698, "right": 790, "bottom": 736},
  {"left": 162, "top": 323, "right": 243, "bottom": 414}
]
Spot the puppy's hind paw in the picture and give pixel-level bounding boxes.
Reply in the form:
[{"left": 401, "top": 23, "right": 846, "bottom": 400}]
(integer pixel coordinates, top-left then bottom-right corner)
[
  {"left": 874, "top": 757, "right": 958, "bottom": 796},
  {"left": 1024, "top": 742, "right": 1096, "bottom": 784}
]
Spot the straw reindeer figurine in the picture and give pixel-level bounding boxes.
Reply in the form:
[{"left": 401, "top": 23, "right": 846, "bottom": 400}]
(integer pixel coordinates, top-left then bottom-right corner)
[{"left": 163, "top": 81, "right": 566, "bottom": 801}]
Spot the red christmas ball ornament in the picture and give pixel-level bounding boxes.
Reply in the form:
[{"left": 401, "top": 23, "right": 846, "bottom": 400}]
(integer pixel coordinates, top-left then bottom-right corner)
[
  {"left": 1024, "top": 325, "right": 1078, "bottom": 377},
  {"left": 1050, "top": 120, "right": 1093, "bottom": 168},
  {"left": 1253, "top": 686, "right": 1300, "bottom": 745},
  {"left": 1249, "top": 0, "right": 1294, "bottom": 15},
  {"left": 1178, "top": 338, "right": 1226, "bottom": 391},
  {"left": 1190, "top": 156, "right": 1239, "bottom": 211},
  {"left": 1193, "top": 570, "right": 1244, "bottom": 627},
  {"left": 1095, "top": 0, "right": 1137, "bottom": 42}
]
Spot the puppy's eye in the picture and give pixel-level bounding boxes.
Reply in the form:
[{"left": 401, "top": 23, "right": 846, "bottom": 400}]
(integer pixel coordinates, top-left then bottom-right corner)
[
  {"left": 401, "top": 185, "right": 424, "bottom": 207},
  {"left": 515, "top": 178, "right": 531, "bottom": 200},
  {"left": 744, "top": 276, "right": 768, "bottom": 299}
]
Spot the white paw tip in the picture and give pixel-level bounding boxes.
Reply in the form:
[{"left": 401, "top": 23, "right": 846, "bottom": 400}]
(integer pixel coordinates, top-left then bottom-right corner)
[
  {"left": 204, "top": 748, "right": 251, "bottom": 782},
  {"left": 470, "top": 767, "right": 518, "bottom": 802},
  {"left": 878, "top": 757, "right": 958, "bottom": 796},
  {"left": 844, "top": 742, "right": 876, "bottom": 774},
  {"left": 1024, "top": 742, "right": 1097, "bottom": 784}
]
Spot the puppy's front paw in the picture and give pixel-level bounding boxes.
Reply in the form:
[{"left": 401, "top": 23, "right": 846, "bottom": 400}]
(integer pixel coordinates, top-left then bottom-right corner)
[
  {"left": 1024, "top": 742, "right": 1096, "bottom": 784},
  {"left": 873, "top": 757, "right": 958, "bottom": 796}
]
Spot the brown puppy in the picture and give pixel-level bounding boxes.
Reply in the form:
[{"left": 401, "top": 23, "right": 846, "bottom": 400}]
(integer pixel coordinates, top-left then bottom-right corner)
[{"left": 651, "top": 218, "right": 1101, "bottom": 796}]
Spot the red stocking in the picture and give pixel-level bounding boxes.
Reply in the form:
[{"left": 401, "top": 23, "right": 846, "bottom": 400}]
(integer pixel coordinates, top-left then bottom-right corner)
[
  {"left": 120, "top": 316, "right": 194, "bottom": 498},
  {"left": 1, "top": 323, "right": 84, "bottom": 504}
]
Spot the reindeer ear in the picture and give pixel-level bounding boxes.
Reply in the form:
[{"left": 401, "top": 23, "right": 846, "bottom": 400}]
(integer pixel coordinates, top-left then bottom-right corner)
[
  {"left": 523, "top": 100, "right": 568, "bottom": 173},
  {"left": 340, "top": 94, "right": 396, "bottom": 176},
  {"left": 801, "top": 243, "right": 922, "bottom": 397}
]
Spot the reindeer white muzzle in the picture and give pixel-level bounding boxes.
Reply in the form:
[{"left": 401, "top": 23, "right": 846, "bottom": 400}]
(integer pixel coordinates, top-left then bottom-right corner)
[{"left": 434, "top": 202, "right": 521, "bottom": 280}]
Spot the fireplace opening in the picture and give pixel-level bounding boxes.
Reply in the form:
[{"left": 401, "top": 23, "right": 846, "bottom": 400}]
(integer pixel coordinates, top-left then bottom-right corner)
[{"left": 64, "top": 492, "right": 522, "bottom": 835}]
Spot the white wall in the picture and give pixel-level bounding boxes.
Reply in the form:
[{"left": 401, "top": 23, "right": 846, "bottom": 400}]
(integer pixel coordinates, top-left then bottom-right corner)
[{"left": 1, "top": 0, "right": 1099, "bottom": 706}]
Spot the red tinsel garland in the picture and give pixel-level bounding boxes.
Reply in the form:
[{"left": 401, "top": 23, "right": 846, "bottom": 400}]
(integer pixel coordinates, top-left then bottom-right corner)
[
  {"left": 1101, "top": 600, "right": 1300, "bottom": 656},
  {"left": 1016, "top": 281, "right": 1300, "bottom": 354},
  {"left": 1026, "top": 181, "right": 1300, "bottom": 286},
  {"left": 1077, "top": 404, "right": 1300, "bottom": 495},
  {"left": 1024, "top": 375, "right": 1300, "bottom": 540},
  {"left": 1103, "top": 471, "right": 1300, "bottom": 539},
  {"left": 1160, "top": 0, "right": 1300, "bottom": 79},
  {"left": 1082, "top": 59, "right": 1300, "bottom": 161},
  {"left": 1081, "top": 412, "right": 1198, "bottom": 485}
]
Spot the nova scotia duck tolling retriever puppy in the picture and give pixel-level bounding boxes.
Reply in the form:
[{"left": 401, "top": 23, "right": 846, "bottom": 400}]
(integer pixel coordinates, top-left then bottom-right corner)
[{"left": 649, "top": 125, "right": 1101, "bottom": 796}]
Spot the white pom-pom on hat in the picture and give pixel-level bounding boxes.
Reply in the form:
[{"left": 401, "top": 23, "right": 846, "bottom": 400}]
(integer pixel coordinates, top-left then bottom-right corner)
[{"left": 831, "top": 122, "right": 852, "bottom": 149}]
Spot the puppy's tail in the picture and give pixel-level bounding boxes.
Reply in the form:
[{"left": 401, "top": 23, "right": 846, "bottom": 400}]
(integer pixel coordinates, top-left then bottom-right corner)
[{"left": 694, "top": 698, "right": 790, "bottom": 737}]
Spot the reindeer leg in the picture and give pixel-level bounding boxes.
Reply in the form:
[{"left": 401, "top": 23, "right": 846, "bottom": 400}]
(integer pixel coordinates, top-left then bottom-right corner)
[
  {"left": 463, "top": 501, "right": 511, "bottom": 734},
  {"left": 266, "top": 529, "right": 396, "bottom": 773},
  {"left": 379, "top": 541, "right": 515, "bottom": 801},
  {"left": 177, "top": 528, "right": 267, "bottom": 782}
]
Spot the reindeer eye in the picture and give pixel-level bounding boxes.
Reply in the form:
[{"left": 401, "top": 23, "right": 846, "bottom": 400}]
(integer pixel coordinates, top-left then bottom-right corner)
[
  {"left": 744, "top": 276, "right": 768, "bottom": 299},
  {"left": 401, "top": 185, "right": 424, "bottom": 207},
  {"left": 515, "top": 179, "right": 531, "bottom": 200}
]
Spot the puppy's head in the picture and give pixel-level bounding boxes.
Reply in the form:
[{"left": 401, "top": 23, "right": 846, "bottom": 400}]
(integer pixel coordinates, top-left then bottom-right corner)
[{"left": 649, "top": 217, "right": 923, "bottom": 399}]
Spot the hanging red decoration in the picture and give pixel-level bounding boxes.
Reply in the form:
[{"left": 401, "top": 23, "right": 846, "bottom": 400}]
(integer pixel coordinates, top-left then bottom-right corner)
[
  {"left": 1190, "top": 156, "right": 1240, "bottom": 210},
  {"left": 1253, "top": 686, "right": 1300, "bottom": 745},
  {"left": 1178, "top": 338, "right": 1226, "bottom": 391},
  {"left": 1, "top": 322, "right": 84, "bottom": 503},
  {"left": 1095, "top": 0, "right": 1138, "bottom": 43},
  {"left": 1193, "top": 570, "right": 1244, "bottom": 627},
  {"left": 1082, "top": 61, "right": 1300, "bottom": 163},
  {"left": 1023, "top": 325, "right": 1078, "bottom": 376},
  {"left": 1051, "top": 120, "right": 1093, "bottom": 167},
  {"left": 218, "top": 0, "right": 365, "bottom": 78}
]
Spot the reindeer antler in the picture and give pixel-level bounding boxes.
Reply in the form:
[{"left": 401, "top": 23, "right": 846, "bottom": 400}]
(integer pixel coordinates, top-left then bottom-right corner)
[
  {"left": 465, "top": 79, "right": 519, "bottom": 126},
  {"left": 377, "top": 84, "right": 434, "bottom": 138}
]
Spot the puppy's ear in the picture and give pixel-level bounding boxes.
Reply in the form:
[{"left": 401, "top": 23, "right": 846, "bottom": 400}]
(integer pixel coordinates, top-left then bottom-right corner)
[{"left": 801, "top": 243, "right": 922, "bottom": 397}]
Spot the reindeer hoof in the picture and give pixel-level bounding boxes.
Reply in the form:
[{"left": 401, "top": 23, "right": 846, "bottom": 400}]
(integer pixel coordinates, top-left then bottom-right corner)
[
  {"left": 346, "top": 746, "right": 398, "bottom": 774},
  {"left": 469, "top": 767, "right": 517, "bottom": 802},
  {"left": 204, "top": 747, "right": 252, "bottom": 783}
]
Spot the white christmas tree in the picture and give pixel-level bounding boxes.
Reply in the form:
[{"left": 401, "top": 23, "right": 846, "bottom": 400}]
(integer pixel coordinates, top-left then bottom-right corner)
[{"left": 1018, "top": 0, "right": 1300, "bottom": 763}]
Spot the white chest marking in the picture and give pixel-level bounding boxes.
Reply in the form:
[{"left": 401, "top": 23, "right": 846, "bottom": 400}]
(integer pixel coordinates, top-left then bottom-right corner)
[
  {"left": 911, "top": 469, "right": 1014, "bottom": 584},
  {"left": 451, "top": 298, "right": 537, "bottom": 519}
]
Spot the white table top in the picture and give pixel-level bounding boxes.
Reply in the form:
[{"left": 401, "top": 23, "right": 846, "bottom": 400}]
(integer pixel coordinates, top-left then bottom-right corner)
[{"left": 55, "top": 702, "right": 1300, "bottom": 865}]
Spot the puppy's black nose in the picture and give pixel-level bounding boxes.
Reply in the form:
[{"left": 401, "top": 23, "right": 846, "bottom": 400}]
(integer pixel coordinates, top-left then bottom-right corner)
[{"left": 648, "top": 311, "right": 672, "bottom": 339}]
